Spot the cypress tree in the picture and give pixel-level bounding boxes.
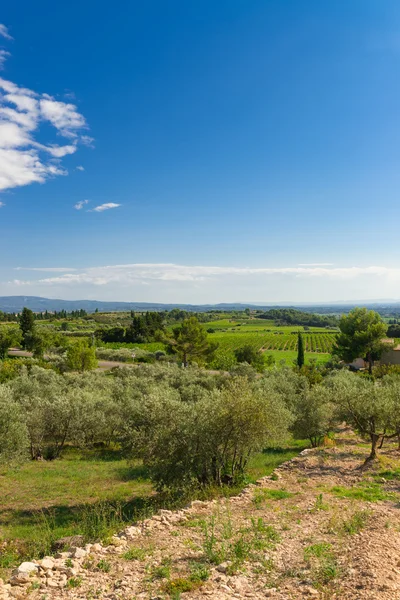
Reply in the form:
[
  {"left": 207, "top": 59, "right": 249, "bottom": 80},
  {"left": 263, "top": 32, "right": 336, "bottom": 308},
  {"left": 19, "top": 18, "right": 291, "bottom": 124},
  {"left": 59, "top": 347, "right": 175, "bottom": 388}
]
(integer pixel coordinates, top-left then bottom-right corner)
[
  {"left": 297, "top": 332, "right": 305, "bottom": 368},
  {"left": 19, "top": 307, "right": 35, "bottom": 349}
]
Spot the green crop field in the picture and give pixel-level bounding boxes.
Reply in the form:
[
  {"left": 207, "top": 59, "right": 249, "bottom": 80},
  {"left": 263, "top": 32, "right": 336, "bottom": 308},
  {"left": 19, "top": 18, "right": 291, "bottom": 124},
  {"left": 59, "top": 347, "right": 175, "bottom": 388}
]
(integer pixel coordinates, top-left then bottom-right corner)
[
  {"left": 201, "top": 318, "right": 337, "bottom": 360},
  {"left": 98, "top": 317, "right": 338, "bottom": 364}
]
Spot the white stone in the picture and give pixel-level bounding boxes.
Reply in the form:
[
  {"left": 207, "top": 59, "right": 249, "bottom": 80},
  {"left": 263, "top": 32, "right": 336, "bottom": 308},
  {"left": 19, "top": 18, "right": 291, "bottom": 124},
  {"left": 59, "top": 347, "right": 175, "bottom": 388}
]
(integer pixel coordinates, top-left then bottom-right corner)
[
  {"left": 15, "top": 562, "right": 39, "bottom": 576},
  {"left": 40, "top": 558, "right": 54, "bottom": 570},
  {"left": 71, "top": 547, "right": 86, "bottom": 559}
]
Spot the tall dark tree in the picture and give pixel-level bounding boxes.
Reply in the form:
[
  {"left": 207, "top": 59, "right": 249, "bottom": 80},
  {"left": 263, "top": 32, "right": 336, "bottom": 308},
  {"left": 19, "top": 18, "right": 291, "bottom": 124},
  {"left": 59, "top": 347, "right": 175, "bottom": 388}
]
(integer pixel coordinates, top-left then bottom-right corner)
[
  {"left": 297, "top": 332, "right": 305, "bottom": 368},
  {"left": 19, "top": 307, "right": 35, "bottom": 350}
]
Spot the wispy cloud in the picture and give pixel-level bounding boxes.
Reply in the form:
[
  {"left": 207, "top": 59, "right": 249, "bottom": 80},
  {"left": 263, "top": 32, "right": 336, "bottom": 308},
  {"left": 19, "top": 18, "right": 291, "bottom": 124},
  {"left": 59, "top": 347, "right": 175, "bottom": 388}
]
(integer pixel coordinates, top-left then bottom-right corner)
[
  {"left": 0, "top": 201, "right": 5, "bottom": 207},
  {"left": 0, "top": 24, "right": 12, "bottom": 41},
  {"left": 298, "top": 263, "right": 334, "bottom": 267},
  {"left": 0, "top": 50, "right": 10, "bottom": 70},
  {"left": 11, "top": 263, "right": 400, "bottom": 287},
  {"left": 15, "top": 267, "right": 77, "bottom": 272},
  {"left": 92, "top": 203, "right": 121, "bottom": 212},
  {"left": 76, "top": 165, "right": 85, "bottom": 171},
  {"left": 74, "top": 199, "right": 89, "bottom": 210},
  {"left": 0, "top": 30, "right": 90, "bottom": 193}
]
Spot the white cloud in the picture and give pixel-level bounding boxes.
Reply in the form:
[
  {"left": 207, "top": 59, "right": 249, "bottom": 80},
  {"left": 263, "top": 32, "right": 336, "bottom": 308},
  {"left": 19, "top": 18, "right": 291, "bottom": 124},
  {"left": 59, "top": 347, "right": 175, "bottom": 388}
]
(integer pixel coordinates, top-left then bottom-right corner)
[
  {"left": 298, "top": 263, "right": 334, "bottom": 266},
  {"left": 0, "top": 201, "right": 5, "bottom": 207},
  {"left": 0, "top": 50, "right": 10, "bottom": 69},
  {"left": 0, "top": 71, "right": 90, "bottom": 192},
  {"left": 76, "top": 165, "right": 85, "bottom": 171},
  {"left": 92, "top": 203, "right": 121, "bottom": 212},
  {"left": 0, "top": 24, "right": 12, "bottom": 41},
  {"left": 39, "top": 97, "right": 86, "bottom": 137},
  {"left": 41, "top": 144, "right": 77, "bottom": 158},
  {"left": 9, "top": 262, "right": 400, "bottom": 303},
  {"left": 74, "top": 199, "right": 89, "bottom": 210},
  {"left": 11, "top": 263, "right": 400, "bottom": 287},
  {"left": 15, "top": 267, "right": 77, "bottom": 272}
]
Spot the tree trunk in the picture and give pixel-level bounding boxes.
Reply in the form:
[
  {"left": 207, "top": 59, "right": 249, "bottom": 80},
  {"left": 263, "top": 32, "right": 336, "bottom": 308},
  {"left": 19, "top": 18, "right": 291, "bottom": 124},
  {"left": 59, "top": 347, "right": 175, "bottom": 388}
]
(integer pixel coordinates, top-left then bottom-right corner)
[
  {"left": 366, "top": 433, "right": 381, "bottom": 462},
  {"left": 367, "top": 352, "right": 373, "bottom": 374}
]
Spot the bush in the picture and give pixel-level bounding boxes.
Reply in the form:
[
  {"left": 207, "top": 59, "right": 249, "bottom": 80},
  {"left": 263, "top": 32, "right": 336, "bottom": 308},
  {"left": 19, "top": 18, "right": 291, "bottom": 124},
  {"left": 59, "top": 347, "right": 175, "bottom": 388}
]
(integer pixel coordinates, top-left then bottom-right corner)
[
  {"left": 122, "top": 376, "right": 292, "bottom": 491},
  {"left": 96, "top": 348, "right": 134, "bottom": 363}
]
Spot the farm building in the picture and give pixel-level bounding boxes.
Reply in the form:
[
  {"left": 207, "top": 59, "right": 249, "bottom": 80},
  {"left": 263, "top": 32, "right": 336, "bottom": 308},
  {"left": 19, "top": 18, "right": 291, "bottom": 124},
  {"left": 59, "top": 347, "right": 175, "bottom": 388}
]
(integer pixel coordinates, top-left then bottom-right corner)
[
  {"left": 381, "top": 343, "right": 400, "bottom": 365},
  {"left": 349, "top": 339, "right": 400, "bottom": 369}
]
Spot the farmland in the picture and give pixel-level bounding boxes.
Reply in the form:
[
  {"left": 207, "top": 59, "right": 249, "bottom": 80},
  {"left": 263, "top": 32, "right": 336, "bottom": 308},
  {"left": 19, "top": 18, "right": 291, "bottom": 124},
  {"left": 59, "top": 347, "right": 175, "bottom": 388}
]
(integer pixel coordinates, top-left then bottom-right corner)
[
  {"left": 95, "top": 319, "right": 335, "bottom": 365},
  {"left": 0, "top": 312, "right": 337, "bottom": 367}
]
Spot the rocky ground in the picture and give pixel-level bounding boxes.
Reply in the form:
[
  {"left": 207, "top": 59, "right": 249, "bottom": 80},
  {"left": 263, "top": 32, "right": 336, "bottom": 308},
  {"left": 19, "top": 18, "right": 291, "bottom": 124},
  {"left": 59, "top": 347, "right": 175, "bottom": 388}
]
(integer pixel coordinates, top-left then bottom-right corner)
[{"left": 2, "top": 430, "right": 400, "bottom": 600}]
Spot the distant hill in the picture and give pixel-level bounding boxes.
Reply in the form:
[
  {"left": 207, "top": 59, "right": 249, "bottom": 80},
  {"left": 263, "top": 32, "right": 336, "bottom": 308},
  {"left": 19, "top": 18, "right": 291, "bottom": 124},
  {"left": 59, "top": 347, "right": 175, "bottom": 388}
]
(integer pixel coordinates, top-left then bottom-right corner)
[
  {"left": 1, "top": 296, "right": 400, "bottom": 314},
  {"left": 0, "top": 296, "right": 272, "bottom": 313}
]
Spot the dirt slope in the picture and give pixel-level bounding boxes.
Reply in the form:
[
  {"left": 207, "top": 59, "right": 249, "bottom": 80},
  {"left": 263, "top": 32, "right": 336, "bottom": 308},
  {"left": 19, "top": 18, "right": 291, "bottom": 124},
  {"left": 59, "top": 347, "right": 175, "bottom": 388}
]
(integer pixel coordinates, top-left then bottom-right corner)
[{"left": 2, "top": 431, "right": 400, "bottom": 600}]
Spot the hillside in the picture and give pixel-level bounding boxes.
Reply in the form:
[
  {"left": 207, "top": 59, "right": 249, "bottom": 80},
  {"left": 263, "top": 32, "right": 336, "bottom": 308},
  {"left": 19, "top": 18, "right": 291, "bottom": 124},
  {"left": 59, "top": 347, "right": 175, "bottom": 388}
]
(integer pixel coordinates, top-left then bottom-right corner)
[
  {"left": 2, "top": 296, "right": 400, "bottom": 315},
  {"left": 3, "top": 430, "right": 400, "bottom": 599}
]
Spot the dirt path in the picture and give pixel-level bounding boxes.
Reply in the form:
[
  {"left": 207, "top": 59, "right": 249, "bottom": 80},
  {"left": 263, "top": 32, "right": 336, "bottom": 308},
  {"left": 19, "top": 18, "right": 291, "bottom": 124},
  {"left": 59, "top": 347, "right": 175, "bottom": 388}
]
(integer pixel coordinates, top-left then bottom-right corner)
[{"left": 3, "top": 433, "right": 400, "bottom": 599}]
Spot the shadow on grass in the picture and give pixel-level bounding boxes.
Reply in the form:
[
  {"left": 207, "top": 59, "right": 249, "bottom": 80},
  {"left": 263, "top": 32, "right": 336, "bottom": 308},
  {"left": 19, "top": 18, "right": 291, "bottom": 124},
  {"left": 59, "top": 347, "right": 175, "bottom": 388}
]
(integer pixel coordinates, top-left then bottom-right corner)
[
  {"left": 262, "top": 445, "right": 306, "bottom": 455},
  {"left": 0, "top": 494, "right": 158, "bottom": 540}
]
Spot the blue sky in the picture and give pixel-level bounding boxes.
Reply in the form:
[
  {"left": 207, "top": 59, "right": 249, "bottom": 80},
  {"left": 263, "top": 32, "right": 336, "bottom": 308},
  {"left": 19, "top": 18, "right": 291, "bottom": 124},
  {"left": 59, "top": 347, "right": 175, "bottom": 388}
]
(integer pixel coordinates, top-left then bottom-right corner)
[{"left": 1, "top": 1, "right": 400, "bottom": 303}]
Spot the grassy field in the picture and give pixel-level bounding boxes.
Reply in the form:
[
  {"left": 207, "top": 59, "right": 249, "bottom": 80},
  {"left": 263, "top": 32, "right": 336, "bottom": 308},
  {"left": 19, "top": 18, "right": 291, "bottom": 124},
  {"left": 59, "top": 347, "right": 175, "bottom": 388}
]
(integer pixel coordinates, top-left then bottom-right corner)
[
  {"left": 261, "top": 350, "right": 330, "bottom": 365},
  {"left": 0, "top": 440, "right": 306, "bottom": 567}
]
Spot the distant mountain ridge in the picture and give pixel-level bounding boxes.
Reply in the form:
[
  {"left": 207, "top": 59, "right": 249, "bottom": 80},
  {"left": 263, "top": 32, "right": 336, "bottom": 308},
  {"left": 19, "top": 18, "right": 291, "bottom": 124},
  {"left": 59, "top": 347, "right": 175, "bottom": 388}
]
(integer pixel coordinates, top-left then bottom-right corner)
[{"left": 1, "top": 296, "right": 400, "bottom": 314}]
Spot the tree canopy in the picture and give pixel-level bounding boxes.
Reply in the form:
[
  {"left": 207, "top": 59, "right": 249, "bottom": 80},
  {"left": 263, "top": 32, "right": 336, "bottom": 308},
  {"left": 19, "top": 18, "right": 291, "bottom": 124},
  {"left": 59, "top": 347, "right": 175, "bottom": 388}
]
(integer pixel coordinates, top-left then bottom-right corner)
[
  {"left": 334, "top": 307, "right": 389, "bottom": 373},
  {"left": 166, "top": 317, "right": 218, "bottom": 367}
]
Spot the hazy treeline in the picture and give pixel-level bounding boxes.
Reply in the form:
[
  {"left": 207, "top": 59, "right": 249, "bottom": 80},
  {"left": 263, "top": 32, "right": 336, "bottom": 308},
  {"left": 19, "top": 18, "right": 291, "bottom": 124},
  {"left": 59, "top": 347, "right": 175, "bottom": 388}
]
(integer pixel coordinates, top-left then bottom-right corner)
[{"left": 259, "top": 308, "right": 338, "bottom": 328}]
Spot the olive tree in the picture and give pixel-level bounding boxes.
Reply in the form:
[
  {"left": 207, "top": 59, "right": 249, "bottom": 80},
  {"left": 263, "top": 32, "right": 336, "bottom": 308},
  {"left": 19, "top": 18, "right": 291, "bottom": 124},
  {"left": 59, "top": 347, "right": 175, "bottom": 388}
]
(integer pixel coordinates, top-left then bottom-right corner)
[
  {"left": 0, "top": 386, "right": 28, "bottom": 465},
  {"left": 122, "top": 376, "right": 292, "bottom": 491},
  {"left": 10, "top": 367, "right": 78, "bottom": 459},
  {"left": 0, "top": 325, "right": 22, "bottom": 359},
  {"left": 326, "top": 370, "right": 397, "bottom": 462},
  {"left": 290, "top": 385, "right": 335, "bottom": 447},
  {"left": 66, "top": 340, "right": 98, "bottom": 372}
]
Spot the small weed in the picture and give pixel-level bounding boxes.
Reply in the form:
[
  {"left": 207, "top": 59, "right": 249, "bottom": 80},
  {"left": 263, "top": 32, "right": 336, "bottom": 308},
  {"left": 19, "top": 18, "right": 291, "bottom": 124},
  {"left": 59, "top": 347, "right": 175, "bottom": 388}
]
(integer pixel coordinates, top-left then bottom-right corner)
[
  {"left": 123, "top": 546, "right": 150, "bottom": 561},
  {"left": 150, "top": 558, "right": 172, "bottom": 580},
  {"left": 96, "top": 559, "right": 111, "bottom": 572},
  {"left": 316, "top": 559, "right": 340, "bottom": 584},
  {"left": 250, "top": 517, "right": 280, "bottom": 542},
  {"left": 190, "top": 561, "right": 210, "bottom": 582},
  {"left": 312, "top": 493, "right": 329, "bottom": 511},
  {"left": 341, "top": 510, "right": 370, "bottom": 535},
  {"left": 232, "top": 537, "right": 252, "bottom": 562},
  {"left": 201, "top": 516, "right": 226, "bottom": 564},
  {"left": 64, "top": 558, "right": 73, "bottom": 568},
  {"left": 304, "top": 542, "right": 340, "bottom": 585},
  {"left": 29, "top": 581, "right": 41, "bottom": 591},
  {"left": 82, "top": 558, "right": 94, "bottom": 570},
  {"left": 164, "top": 578, "right": 198, "bottom": 594},
  {"left": 181, "top": 516, "right": 205, "bottom": 528},
  {"left": 67, "top": 576, "right": 82, "bottom": 588},
  {"left": 304, "top": 543, "right": 333, "bottom": 561},
  {"left": 163, "top": 562, "right": 210, "bottom": 595}
]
